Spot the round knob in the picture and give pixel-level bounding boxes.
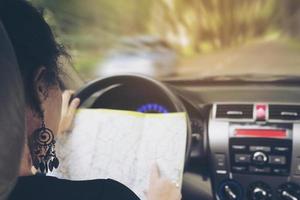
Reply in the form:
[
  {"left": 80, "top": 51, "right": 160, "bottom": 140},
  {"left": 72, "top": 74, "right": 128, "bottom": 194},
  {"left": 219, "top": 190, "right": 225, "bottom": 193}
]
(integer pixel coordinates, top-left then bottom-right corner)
[
  {"left": 248, "top": 182, "right": 272, "bottom": 200},
  {"left": 281, "top": 191, "right": 298, "bottom": 200},
  {"left": 224, "top": 185, "right": 238, "bottom": 200},
  {"left": 218, "top": 180, "right": 243, "bottom": 200},
  {"left": 278, "top": 183, "right": 300, "bottom": 200},
  {"left": 252, "top": 187, "right": 269, "bottom": 200},
  {"left": 252, "top": 151, "right": 268, "bottom": 165}
]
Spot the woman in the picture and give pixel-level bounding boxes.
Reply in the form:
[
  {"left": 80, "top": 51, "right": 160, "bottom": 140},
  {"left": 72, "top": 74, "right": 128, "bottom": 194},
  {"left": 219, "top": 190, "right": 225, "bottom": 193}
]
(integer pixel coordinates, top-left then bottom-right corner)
[{"left": 0, "top": 0, "right": 181, "bottom": 200}]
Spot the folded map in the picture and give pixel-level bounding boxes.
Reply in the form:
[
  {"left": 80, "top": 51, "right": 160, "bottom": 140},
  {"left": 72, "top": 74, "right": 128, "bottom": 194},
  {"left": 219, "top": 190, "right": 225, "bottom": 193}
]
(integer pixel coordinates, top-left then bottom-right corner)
[{"left": 49, "top": 109, "right": 187, "bottom": 199}]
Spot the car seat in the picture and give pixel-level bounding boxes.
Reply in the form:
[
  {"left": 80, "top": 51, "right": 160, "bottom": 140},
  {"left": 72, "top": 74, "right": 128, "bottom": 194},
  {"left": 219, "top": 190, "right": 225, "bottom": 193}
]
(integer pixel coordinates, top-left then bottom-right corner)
[{"left": 0, "top": 21, "right": 25, "bottom": 200}]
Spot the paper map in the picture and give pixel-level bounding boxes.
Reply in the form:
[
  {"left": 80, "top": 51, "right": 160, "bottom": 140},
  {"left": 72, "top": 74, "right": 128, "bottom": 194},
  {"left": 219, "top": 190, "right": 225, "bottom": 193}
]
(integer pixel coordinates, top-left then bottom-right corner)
[{"left": 49, "top": 109, "right": 187, "bottom": 199}]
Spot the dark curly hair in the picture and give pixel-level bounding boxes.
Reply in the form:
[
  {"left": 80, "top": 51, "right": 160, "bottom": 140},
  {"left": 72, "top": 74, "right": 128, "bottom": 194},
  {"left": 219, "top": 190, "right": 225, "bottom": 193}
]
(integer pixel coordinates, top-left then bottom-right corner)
[{"left": 0, "top": 0, "right": 67, "bottom": 115}]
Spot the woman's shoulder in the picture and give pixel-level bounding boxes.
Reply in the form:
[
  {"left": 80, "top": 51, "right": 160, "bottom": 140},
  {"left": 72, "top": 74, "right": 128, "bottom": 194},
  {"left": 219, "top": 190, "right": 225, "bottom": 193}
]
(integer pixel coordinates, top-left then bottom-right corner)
[
  {"left": 58, "top": 177, "right": 140, "bottom": 200},
  {"left": 9, "top": 175, "right": 140, "bottom": 200},
  {"left": 102, "top": 179, "right": 140, "bottom": 200}
]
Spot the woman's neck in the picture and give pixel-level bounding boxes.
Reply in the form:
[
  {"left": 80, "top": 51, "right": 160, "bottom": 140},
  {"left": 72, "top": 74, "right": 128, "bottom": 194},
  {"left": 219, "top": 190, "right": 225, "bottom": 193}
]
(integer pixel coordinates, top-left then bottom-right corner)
[
  {"left": 19, "top": 143, "right": 33, "bottom": 176},
  {"left": 19, "top": 109, "right": 39, "bottom": 176}
]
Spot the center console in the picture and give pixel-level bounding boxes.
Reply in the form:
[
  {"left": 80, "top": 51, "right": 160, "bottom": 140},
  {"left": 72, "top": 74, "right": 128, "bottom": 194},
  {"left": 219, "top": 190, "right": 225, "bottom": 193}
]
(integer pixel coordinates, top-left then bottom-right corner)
[{"left": 209, "top": 103, "right": 300, "bottom": 200}]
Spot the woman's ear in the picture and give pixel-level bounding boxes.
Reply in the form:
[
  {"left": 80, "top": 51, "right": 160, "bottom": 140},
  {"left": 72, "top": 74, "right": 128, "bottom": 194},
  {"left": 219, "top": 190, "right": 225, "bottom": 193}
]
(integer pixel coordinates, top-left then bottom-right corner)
[
  {"left": 34, "top": 67, "right": 48, "bottom": 102},
  {"left": 33, "top": 68, "right": 62, "bottom": 135}
]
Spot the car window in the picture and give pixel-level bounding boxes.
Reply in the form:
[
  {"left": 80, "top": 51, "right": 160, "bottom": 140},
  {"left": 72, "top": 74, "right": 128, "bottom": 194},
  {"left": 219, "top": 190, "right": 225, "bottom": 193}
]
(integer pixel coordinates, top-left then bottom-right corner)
[{"left": 29, "top": 0, "right": 300, "bottom": 81}]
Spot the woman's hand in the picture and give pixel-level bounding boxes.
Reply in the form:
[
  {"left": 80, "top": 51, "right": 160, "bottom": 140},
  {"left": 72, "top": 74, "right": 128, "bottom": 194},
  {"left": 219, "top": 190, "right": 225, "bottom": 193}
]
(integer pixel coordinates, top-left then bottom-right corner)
[
  {"left": 57, "top": 90, "right": 80, "bottom": 136},
  {"left": 146, "top": 164, "right": 182, "bottom": 200}
]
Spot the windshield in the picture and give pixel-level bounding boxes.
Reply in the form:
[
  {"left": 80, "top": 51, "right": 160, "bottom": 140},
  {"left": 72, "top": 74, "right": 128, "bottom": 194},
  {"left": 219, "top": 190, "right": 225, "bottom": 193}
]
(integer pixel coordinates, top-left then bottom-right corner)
[{"left": 30, "top": 0, "right": 300, "bottom": 81}]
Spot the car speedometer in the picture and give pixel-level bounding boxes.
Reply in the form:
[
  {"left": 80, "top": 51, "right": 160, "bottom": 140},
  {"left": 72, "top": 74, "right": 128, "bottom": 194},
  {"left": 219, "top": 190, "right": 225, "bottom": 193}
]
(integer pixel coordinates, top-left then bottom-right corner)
[{"left": 137, "top": 103, "right": 169, "bottom": 113}]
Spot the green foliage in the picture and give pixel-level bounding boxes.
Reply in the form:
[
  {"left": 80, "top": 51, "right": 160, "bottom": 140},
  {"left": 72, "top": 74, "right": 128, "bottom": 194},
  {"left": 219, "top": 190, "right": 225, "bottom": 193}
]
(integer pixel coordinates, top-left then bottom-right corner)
[
  {"left": 29, "top": 0, "right": 300, "bottom": 77},
  {"left": 30, "top": 0, "right": 152, "bottom": 77},
  {"left": 150, "top": 0, "right": 280, "bottom": 55}
]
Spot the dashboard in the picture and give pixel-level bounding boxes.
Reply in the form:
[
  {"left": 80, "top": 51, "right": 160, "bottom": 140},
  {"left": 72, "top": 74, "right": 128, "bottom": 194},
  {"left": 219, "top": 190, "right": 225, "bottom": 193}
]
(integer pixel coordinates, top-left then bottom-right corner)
[
  {"left": 76, "top": 74, "right": 300, "bottom": 200},
  {"left": 209, "top": 103, "right": 300, "bottom": 200}
]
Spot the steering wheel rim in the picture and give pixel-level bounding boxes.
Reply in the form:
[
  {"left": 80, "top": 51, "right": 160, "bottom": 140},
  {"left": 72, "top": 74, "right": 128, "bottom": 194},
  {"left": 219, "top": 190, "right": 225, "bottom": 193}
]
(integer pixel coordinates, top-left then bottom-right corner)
[{"left": 74, "top": 74, "right": 192, "bottom": 165}]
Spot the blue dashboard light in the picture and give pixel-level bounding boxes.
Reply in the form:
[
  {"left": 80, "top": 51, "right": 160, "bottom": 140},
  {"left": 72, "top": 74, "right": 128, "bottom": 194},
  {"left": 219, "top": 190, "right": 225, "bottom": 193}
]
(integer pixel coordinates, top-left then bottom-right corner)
[{"left": 137, "top": 103, "right": 169, "bottom": 113}]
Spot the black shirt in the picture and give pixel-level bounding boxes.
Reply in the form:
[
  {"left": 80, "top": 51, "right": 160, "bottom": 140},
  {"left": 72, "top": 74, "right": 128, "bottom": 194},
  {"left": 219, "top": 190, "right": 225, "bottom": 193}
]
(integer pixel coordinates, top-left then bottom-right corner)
[{"left": 9, "top": 175, "right": 140, "bottom": 200}]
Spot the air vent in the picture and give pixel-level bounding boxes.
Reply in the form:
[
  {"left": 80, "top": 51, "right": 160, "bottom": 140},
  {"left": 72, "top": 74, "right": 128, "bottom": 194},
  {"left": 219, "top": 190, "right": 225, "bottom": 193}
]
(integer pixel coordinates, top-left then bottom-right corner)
[
  {"left": 269, "top": 105, "right": 300, "bottom": 121},
  {"left": 216, "top": 104, "right": 253, "bottom": 119}
]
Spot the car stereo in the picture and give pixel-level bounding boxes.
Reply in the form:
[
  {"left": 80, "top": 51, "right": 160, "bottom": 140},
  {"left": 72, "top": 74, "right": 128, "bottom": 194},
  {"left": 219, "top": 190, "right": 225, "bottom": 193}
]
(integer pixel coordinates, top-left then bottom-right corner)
[
  {"left": 209, "top": 103, "right": 300, "bottom": 200},
  {"left": 229, "top": 126, "right": 292, "bottom": 177}
]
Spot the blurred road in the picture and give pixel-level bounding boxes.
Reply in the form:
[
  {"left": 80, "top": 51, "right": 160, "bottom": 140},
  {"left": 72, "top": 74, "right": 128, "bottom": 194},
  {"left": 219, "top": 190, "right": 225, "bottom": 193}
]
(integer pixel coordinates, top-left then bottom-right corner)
[{"left": 177, "top": 39, "right": 300, "bottom": 78}]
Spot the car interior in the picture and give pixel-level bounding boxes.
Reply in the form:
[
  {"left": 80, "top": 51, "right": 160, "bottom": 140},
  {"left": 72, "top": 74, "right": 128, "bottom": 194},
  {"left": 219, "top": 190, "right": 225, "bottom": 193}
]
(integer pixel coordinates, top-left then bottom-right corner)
[
  {"left": 2, "top": 1, "right": 300, "bottom": 200},
  {"left": 0, "top": 21, "right": 25, "bottom": 199},
  {"left": 68, "top": 72, "right": 300, "bottom": 200}
]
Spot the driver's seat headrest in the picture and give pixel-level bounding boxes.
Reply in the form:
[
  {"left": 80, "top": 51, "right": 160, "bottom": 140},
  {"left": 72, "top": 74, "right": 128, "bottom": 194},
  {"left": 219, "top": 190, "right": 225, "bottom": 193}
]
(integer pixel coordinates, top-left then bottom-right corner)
[{"left": 0, "top": 21, "right": 25, "bottom": 199}]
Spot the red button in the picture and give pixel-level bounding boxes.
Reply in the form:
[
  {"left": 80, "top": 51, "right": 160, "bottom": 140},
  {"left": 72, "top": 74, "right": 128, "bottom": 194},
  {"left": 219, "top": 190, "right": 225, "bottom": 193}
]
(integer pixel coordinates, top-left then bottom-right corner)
[{"left": 256, "top": 104, "right": 267, "bottom": 120}]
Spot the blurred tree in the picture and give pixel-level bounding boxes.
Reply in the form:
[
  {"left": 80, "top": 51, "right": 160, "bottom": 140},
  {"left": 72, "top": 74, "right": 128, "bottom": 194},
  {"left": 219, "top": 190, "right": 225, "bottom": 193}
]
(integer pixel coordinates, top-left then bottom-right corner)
[
  {"left": 30, "top": 0, "right": 151, "bottom": 48},
  {"left": 278, "top": 0, "right": 300, "bottom": 38},
  {"left": 149, "top": 0, "right": 278, "bottom": 55},
  {"left": 29, "top": 0, "right": 152, "bottom": 76},
  {"left": 29, "top": 0, "right": 300, "bottom": 53},
  {"left": 29, "top": 0, "right": 300, "bottom": 76}
]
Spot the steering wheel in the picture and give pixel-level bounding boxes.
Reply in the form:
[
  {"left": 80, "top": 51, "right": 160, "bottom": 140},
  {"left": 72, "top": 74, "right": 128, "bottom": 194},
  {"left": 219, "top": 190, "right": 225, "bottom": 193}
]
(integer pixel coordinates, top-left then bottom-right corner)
[{"left": 73, "top": 74, "right": 192, "bottom": 164}]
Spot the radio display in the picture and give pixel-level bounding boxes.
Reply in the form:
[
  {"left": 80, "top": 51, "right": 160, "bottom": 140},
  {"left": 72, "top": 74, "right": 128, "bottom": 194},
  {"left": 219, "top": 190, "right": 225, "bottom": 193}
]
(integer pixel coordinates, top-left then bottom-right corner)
[{"left": 235, "top": 129, "right": 287, "bottom": 139}]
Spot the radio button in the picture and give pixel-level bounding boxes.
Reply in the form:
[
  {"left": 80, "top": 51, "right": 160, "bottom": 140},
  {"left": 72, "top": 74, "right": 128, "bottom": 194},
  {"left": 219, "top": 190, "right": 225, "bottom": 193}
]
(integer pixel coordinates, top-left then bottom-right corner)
[
  {"left": 252, "top": 152, "right": 268, "bottom": 165},
  {"left": 232, "top": 145, "right": 247, "bottom": 151},
  {"left": 269, "top": 156, "right": 286, "bottom": 165},
  {"left": 273, "top": 168, "right": 288, "bottom": 175},
  {"left": 235, "top": 154, "right": 251, "bottom": 163},
  {"left": 294, "top": 159, "right": 300, "bottom": 175},
  {"left": 249, "top": 166, "right": 271, "bottom": 173},
  {"left": 232, "top": 166, "right": 247, "bottom": 173},
  {"left": 250, "top": 146, "right": 271, "bottom": 152},
  {"left": 215, "top": 154, "right": 227, "bottom": 170},
  {"left": 274, "top": 147, "right": 289, "bottom": 153}
]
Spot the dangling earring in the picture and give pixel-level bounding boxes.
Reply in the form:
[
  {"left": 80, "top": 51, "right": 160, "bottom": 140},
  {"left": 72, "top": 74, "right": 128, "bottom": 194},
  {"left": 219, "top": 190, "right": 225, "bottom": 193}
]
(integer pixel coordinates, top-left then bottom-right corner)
[{"left": 29, "top": 117, "right": 59, "bottom": 174}]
